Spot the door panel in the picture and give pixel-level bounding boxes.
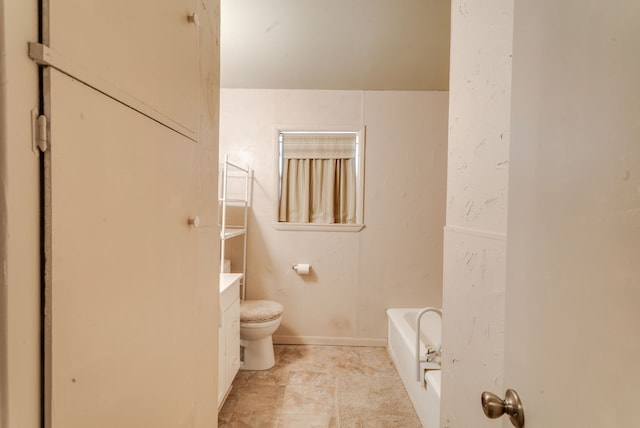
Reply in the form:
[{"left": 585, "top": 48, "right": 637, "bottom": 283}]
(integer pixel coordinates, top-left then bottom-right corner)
[
  {"left": 45, "top": 68, "right": 201, "bottom": 428},
  {"left": 505, "top": 1, "right": 640, "bottom": 426},
  {"left": 45, "top": 0, "right": 198, "bottom": 134}
]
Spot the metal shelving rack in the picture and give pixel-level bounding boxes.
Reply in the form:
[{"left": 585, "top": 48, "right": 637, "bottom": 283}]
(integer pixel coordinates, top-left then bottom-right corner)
[{"left": 219, "top": 155, "right": 250, "bottom": 300}]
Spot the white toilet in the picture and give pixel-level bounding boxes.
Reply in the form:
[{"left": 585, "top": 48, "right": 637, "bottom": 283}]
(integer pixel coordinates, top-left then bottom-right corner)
[{"left": 239, "top": 299, "right": 284, "bottom": 370}]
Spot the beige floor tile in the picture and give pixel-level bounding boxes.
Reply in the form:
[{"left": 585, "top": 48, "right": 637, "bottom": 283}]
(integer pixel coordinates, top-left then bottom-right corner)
[
  {"left": 219, "top": 411, "right": 278, "bottom": 428},
  {"left": 354, "top": 346, "right": 398, "bottom": 376},
  {"left": 275, "top": 346, "right": 342, "bottom": 374},
  {"left": 234, "top": 366, "right": 290, "bottom": 387},
  {"left": 276, "top": 413, "right": 337, "bottom": 428},
  {"left": 287, "top": 370, "right": 334, "bottom": 387},
  {"left": 222, "top": 383, "right": 285, "bottom": 415},
  {"left": 219, "top": 345, "right": 421, "bottom": 428},
  {"left": 337, "top": 374, "right": 420, "bottom": 426},
  {"left": 280, "top": 384, "right": 336, "bottom": 416},
  {"left": 338, "top": 413, "right": 422, "bottom": 428}
]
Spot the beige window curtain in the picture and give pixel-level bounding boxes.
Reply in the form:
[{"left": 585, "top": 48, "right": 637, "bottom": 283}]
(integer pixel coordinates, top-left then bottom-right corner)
[{"left": 279, "top": 133, "right": 357, "bottom": 224}]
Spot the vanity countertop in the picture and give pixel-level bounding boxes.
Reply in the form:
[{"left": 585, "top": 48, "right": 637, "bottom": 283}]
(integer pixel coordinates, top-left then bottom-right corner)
[{"left": 220, "top": 273, "right": 243, "bottom": 294}]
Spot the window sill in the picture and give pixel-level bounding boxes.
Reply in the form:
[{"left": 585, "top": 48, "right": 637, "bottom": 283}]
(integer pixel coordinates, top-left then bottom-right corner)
[{"left": 272, "top": 222, "right": 365, "bottom": 232}]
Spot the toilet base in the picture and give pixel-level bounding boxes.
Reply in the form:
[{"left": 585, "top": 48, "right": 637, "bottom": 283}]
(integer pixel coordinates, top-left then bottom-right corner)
[{"left": 240, "top": 335, "right": 275, "bottom": 370}]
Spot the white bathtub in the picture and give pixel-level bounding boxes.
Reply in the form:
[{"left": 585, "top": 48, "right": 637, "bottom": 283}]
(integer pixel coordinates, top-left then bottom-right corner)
[{"left": 387, "top": 308, "right": 441, "bottom": 428}]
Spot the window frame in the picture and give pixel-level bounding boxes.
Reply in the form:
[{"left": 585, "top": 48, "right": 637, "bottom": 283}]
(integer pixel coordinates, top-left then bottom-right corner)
[{"left": 273, "top": 125, "right": 366, "bottom": 232}]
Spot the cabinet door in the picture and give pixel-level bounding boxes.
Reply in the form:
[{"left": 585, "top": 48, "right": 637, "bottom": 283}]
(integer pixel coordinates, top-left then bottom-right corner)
[
  {"left": 218, "top": 296, "right": 240, "bottom": 407},
  {"left": 218, "top": 323, "right": 226, "bottom": 406},
  {"left": 45, "top": 0, "right": 198, "bottom": 136},
  {"left": 44, "top": 69, "right": 202, "bottom": 428},
  {"left": 225, "top": 299, "right": 241, "bottom": 380}
]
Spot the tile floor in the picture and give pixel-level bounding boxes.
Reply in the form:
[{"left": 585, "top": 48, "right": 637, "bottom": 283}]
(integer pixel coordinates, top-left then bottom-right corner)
[{"left": 218, "top": 345, "right": 421, "bottom": 428}]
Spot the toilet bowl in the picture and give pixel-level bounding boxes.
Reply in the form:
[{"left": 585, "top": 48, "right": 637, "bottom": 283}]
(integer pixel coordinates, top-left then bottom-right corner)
[{"left": 239, "top": 300, "right": 284, "bottom": 370}]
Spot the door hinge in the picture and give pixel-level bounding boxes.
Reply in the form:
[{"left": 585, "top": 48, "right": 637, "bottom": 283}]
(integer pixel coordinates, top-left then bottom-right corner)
[{"left": 31, "top": 108, "right": 48, "bottom": 153}]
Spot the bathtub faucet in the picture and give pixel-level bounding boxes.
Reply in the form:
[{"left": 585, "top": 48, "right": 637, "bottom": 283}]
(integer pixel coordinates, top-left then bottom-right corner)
[
  {"left": 424, "top": 345, "right": 439, "bottom": 363},
  {"left": 415, "top": 307, "right": 442, "bottom": 382}
]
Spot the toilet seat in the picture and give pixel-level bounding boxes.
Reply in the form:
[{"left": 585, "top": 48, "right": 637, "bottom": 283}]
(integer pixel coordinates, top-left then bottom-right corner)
[
  {"left": 240, "top": 316, "right": 281, "bottom": 330},
  {"left": 240, "top": 300, "right": 284, "bottom": 323}
]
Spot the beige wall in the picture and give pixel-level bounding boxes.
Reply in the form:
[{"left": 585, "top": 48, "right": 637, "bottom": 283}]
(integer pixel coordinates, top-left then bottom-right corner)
[
  {"left": 0, "top": 0, "right": 42, "bottom": 426},
  {"left": 219, "top": 89, "right": 448, "bottom": 344},
  {"left": 220, "top": 0, "right": 450, "bottom": 90},
  {"left": 440, "top": 0, "right": 513, "bottom": 426}
]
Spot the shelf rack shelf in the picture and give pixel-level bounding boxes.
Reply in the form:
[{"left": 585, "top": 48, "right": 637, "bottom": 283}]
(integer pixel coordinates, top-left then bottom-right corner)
[{"left": 219, "top": 155, "right": 251, "bottom": 300}]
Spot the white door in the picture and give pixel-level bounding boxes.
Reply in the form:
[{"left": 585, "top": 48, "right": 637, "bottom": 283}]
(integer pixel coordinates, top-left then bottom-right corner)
[{"left": 501, "top": 1, "right": 640, "bottom": 427}]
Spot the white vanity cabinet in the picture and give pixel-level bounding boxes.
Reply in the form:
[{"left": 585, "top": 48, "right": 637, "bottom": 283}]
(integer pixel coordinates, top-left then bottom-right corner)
[{"left": 218, "top": 273, "right": 242, "bottom": 408}]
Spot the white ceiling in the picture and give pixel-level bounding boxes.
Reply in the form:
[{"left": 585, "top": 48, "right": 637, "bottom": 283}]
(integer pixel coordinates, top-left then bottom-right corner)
[{"left": 220, "top": 0, "right": 451, "bottom": 91}]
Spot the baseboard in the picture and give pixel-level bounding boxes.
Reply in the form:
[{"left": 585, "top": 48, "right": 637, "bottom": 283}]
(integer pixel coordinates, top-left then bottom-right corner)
[{"left": 273, "top": 335, "right": 387, "bottom": 347}]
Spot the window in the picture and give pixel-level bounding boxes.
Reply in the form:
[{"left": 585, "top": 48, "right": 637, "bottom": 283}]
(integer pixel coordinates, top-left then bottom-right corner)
[{"left": 275, "top": 128, "right": 365, "bottom": 231}]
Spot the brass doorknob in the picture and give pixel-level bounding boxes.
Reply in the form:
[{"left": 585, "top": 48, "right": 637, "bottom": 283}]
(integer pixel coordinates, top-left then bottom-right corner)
[{"left": 481, "top": 389, "right": 525, "bottom": 428}]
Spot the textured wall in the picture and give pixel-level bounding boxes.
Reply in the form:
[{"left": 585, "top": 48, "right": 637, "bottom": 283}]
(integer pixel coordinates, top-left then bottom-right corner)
[
  {"left": 219, "top": 89, "right": 448, "bottom": 344},
  {"left": 441, "top": 0, "right": 513, "bottom": 426}
]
